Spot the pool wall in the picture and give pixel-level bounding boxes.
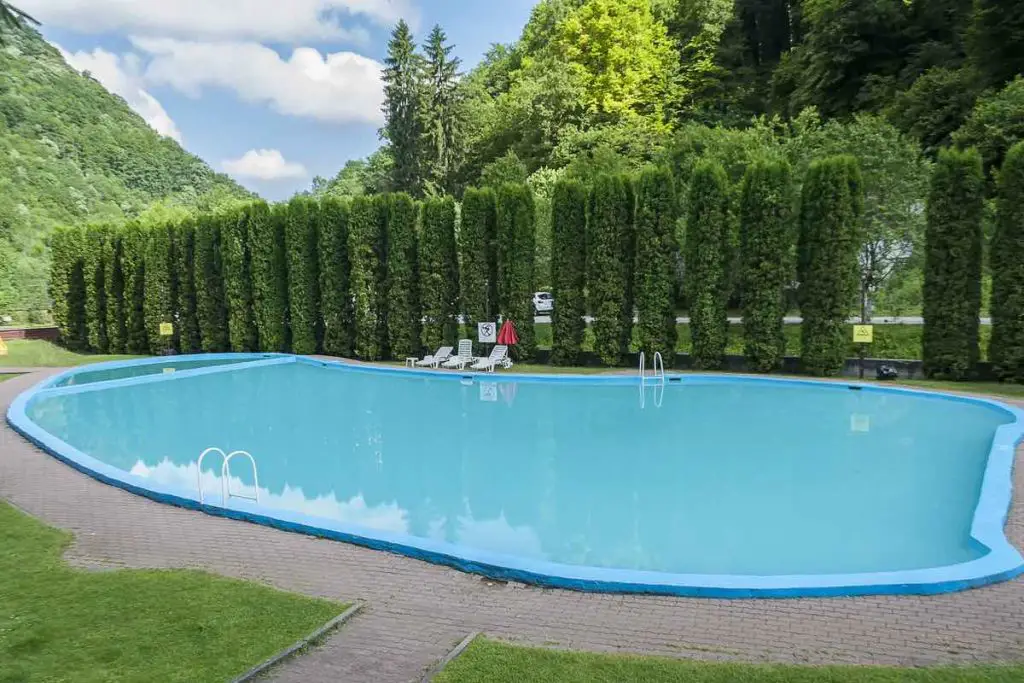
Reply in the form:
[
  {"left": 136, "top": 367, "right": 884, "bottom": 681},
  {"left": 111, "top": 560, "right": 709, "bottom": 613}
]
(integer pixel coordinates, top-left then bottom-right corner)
[{"left": 7, "top": 353, "right": 1024, "bottom": 599}]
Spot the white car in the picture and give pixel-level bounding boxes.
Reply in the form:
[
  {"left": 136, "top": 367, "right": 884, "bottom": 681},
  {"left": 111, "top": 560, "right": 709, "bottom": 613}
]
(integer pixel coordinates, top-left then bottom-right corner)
[{"left": 533, "top": 291, "right": 554, "bottom": 315}]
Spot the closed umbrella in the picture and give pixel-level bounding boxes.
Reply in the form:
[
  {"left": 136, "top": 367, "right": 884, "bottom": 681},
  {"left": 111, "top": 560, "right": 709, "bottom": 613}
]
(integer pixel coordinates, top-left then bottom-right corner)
[{"left": 497, "top": 319, "right": 519, "bottom": 346}]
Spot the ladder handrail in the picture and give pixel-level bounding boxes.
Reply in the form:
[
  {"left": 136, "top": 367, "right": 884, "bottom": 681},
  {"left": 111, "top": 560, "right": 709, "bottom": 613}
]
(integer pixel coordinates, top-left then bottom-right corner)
[
  {"left": 223, "top": 450, "right": 260, "bottom": 504},
  {"left": 197, "top": 447, "right": 227, "bottom": 504},
  {"left": 653, "top": 351, "right": 665, "bottom": 384},
  {"left": 638, "top": 351, "right": 645, "bottom": 381}
]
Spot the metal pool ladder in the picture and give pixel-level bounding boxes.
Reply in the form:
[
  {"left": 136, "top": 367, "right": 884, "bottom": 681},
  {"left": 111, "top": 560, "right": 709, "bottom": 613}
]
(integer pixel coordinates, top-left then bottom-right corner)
[
  {"left": 638, "top": 352, "right": 666, "bottom": 409},
  {"left": 197, "top": 447, "right": 260, "bottom": 505}
]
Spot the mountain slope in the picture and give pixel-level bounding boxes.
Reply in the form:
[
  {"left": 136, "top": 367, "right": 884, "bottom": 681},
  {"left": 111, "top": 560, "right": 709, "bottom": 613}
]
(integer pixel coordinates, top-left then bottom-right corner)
[{"left": 0, "top": 25, "right": 251, "bottom": 318}]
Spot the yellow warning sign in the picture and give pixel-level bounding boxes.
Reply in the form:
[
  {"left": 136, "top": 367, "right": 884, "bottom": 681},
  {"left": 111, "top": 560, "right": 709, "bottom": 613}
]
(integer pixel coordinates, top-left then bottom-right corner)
[
  {"left": 159, "top": 322, "right": 174, "bottom": 336},
  {"left": 0, "top": 335, "right": 7, "bottom": 356},
  {"left": 852, "top": 325, "right": 874, "bottom": 344}
]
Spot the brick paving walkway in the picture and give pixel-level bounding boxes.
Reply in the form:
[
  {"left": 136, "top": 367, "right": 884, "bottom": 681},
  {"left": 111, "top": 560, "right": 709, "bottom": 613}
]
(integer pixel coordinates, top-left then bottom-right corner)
[{"left": 2, "top": 370, "right": 1023, "bottom": 683}]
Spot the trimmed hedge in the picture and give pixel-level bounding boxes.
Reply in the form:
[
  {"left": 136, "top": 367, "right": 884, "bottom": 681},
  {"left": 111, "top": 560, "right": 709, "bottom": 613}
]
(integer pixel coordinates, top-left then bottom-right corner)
[
  {"left": 619, "top": 175, "right": 637, "bottom": 355},
  {"left": 634, "top": 166, "right": 678, "bottom": 361},
  {"left": 83, "top": 223, "right": 109, "bottom": 353},
  {"left": 49, "top": 225, "right": 88, "bottom": 351},
  {"left": 740, "top": 158, "right": 794, "bottom": 372},
  {"left": 194, "top": 213, "right": 230, "bottom": 353},
  {"left": 222, "top": 204, "right": 260, "bottom": 353},
  {"left": 685, "top": 161, "right": 730, "bottom": 370},
  {"left": 122, "top": 221, "right": 149, "bottom": 355},
  {"left": 174, "top": 219, "right": 201, "bottom": 354},
  {"left": 496, "top": 183, "right": 537, "bottom": 360},
  {"left": 459, "top": 187, "right": 498, "bottom": 344},
  {"left": 349, "top": 194, "right": 389, "bottom": 360},
  {"left": 251, "top": 203, "right": 289, "bottom": 353},
  {"left": 922, "top": 148, "right": 984, "bottom": 380},
  {"left": 318, "top": 198, "right": 354, "bottom": 357},
  {"left": 987, "top": 142, "right": 1024, "bottom": 381},
  {"left": 420, "top": 196, "right": 459, "bottom": 351},
  {"left": 798, "top": 157, "right": 862, "bottom": 376},
  {"left": 102, "top": 226, "right": 127, "bottom": 354},
  {"left": 588, "top": 174, "right": 633, "bottom": 365},
  {"left": 285, "top": 197, "right": 322, "bottom": 355},
  {"left": 386, "top": 193, "right": 421, "bottom": 358},
  {"left": 550, "top": 179, "right": 588, "bottom": 365},
  {"left": 143, "top": 220, "right": 177, "bottom": 354}
]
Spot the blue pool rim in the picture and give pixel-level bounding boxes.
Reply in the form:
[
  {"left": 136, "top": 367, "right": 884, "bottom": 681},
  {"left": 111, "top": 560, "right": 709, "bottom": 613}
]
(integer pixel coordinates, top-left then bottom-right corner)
[{"left": 7, "top": 353, "right": 1024, "bottom": 599}]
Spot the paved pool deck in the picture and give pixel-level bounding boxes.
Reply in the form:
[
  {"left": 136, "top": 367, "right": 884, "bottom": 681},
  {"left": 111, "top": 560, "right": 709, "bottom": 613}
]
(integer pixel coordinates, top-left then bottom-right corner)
[{"left": 1, "top": 369, "right": 1022, "bottom": 683}]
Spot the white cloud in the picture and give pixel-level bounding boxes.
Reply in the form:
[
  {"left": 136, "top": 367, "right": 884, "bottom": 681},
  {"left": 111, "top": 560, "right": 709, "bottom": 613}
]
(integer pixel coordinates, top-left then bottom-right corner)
[
  {"left": 133, "top": 37, "right": 385, "bottom": 125},
  {"left": 222, "top": 149, "right": 308, "bottom": 181},
  {"left": 58, "top": 45, "right": 183, "bottom": 142},
  {"left": 21, "top": 0, "right": 418, "bottom": 43}
]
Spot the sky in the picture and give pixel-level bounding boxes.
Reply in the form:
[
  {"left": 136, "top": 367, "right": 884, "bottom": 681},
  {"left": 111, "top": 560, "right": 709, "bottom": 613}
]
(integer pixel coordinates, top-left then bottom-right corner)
[{"left": 21, "top": 0, "right": 537, "bottom": 200}]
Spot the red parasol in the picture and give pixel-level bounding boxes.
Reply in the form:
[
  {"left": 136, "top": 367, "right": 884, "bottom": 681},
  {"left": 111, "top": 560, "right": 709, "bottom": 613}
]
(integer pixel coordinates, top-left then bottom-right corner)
[{"left": 497, "top": 319, "right": 519, "bottom": 346}]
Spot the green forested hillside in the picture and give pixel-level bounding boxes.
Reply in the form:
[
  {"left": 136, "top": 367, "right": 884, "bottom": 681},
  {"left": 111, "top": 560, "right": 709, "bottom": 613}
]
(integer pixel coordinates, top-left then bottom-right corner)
[{"left": 0, "top": 26, "right": 251, "bottom": 319}]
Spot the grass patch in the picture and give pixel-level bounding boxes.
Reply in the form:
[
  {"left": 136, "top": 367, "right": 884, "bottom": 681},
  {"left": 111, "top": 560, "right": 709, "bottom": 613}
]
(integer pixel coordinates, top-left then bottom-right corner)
[
  {"left": 0, "top": 502, "right": 343, "bottom": 682},
  {"left": 897, "top": 379, "right": 1024, "bottom": 400},
  {"left": 435, "top": 639, "right": 1024, "bottom": 683},
  {"left": 0, "top": 340, "right": 142, "bottom": 368}
]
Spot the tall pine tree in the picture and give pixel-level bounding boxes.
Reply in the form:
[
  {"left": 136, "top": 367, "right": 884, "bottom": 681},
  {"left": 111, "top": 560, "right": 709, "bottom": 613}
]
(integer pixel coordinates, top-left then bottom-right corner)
[
  {"left": 968, "top": 0, "right": 1024, "bottom": 90},
  {"left": 421, "top": 25, "right": 463, "bottom": 196},
  {"left": 382, "top": 20, "right": 424, "bottom": 196}
]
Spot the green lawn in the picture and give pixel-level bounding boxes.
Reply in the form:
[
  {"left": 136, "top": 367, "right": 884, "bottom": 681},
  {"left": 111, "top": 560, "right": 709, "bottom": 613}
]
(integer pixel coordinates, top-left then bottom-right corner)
[
  {"left": 0, "top": 502, "right": 343, "bottom": 683},
  {"left": 898, "top": 379, "right": 1024, "bottom": 400},
  {"left": 435, "top": 639, "right": 1024, "bottom": 683},
  {"left": 0, "top": 339, "right": 140, "bottom": 368}
]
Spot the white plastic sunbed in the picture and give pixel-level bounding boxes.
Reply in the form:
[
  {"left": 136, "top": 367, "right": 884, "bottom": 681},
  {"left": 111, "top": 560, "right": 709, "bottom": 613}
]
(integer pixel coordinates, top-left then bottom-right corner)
[
  {"left": 415, "top": 346, "right": 453, "bottom": 368},
  {"left": 470, "top": 345, "right": 513, "bottom": 372},
  {"left": 441, "top": 339, "right": 474, "bottom": 369}
]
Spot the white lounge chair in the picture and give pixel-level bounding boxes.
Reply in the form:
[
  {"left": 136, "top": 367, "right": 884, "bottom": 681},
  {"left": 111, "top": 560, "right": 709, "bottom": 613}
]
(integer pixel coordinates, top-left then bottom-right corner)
[
  {"left": 471, "top": 345, "right": 513, "bottom": 372},
  {"left": 441, "top": 339, "right": 474, "bottom": 369},
  {"left": 415, "top": 346, "right": 453, "bottom": 368}
]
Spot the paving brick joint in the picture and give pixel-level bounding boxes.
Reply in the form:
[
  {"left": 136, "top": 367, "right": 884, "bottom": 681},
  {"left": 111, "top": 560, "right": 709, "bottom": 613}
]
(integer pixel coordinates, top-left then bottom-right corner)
[{"left": 2, "top": 370, "right": 1022, "bottom": 683}]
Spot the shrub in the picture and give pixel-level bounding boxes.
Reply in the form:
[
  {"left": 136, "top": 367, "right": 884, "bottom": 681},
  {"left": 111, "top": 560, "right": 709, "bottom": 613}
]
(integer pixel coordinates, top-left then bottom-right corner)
[
  {"left": 386, "top": 193, "right": 421, "bottom": 358},
  {"left": 318, "top": 198, "right": 354, "bottom": 357},
  {"left": 633, "top": 166, "right": 678, "bottom": 360},
  {"left": 222, "top": 204, "right": 260, "bottom": 353},
  {"left": 459, "top": 187, "right": 498, "bottom": 343},
  {"left": 174, "top": 219, "right": 201, "bottom": 354},
  {"left": 143, "top": 220, "right": 177, "bottom": 354},
  {"left": 798, "top": 156, "right": 862, "bottom": 376},
  {"left": 740, "top": 158, "right": 795, "bottom": 372},
  {"left": 49, "top": 225, "right": 88, "bottom": 350},
  {"left": 102, "top": 227, "right": 127, "bottom": 354},
  {"left": 420, "top": 196, "right": 460, "bottom": 352},
  {"left": 122, "top": 221, "right": 150, "bottom": 354},
  {"left": 251, "top": 203, "right": 289, "bottom": 353},
  {"left": 588, "top": 174, "right": 633, "bottom": 365},
  {"left": 285, "top": 197, "right": 322, "bottom": 355},
  {"left": 685, "top": 161, "right": 731, "bottom": 369},
  {"left": 550, "top": 179, "right": 588, "bottom": 365},
  {"left": 496, "top": 183, "right": 537, "bottom": 360},
  {"left": 619, "top": 175, "right": 637, "bottom": 354},
  {"left": 194, "top": 213, "right": 230, "bottom": 353},
  {"left": 349, "top": 195, "right": 389, "bottom": 360},
  {"left": 988, "top": 142, "right": 1024, "bottom": 381},
  {"left": 83, "top": 223, "right": 110, "bottom": 353}
]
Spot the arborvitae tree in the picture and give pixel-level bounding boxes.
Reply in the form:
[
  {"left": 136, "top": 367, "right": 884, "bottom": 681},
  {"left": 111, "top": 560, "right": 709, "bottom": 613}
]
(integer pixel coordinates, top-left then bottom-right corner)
[
  {"left": 588, "top": 174, "right": 633, "bottom": 365},
  {"left": 799, "top": 156, "right": 862, "bottom": 376},
  {"left": 386, "top": 193, "right": 422, "bottom": 357},
  {"left": 222, "top": 204, "right": 259, "bottom": 353},
  {"left": 383, "top": 20, "right": 424, "bottom": 195},
  {"left": 619, "top": 175, "right": 637, "bottom": 355},
  {"left": 122, "top": 221, "right": 149, "bottom": 354},
  {"left": 143, "top": 220, "right": 177, "bottom": 354},
  {"left": 990, "top": 142, "right": 1024, "bottom": 381},
  {"left": 251, "top": 202, "right": 289, "bottom": 353},
  {"left": 550, "top": 179, "right": 588, "bottom": 365},
  {"left": 496, "top": 183, "right": 537, "bottom": 359},
  {"left": 421, "top": 25, "right": 462, "bottom": 195},
  {"left": 194, "top": 213, "right": 229, "bottom": 353},
  {"left": 420, "top": 196, "right": 460, "bottom": 351},
  {"left": 174, "top": 218, "right": 201, "bottom": 354},
  {"left": 922, "top": 148, "right": 984, "bottom": 380},
  {"left": 102, "top": 227, "right": 127, "bottom": 354},
  {"left": 49, "top": 225, "right": 88, "bottom": 350},
  {"left": 318, "top": 197, "right": 354, "bottom": 357},
  {"left": 968, "top": 0, "right": 1024, "bottom": 90},
  {"left": 459, "top": 187, "right": 498, "bottom": 339},
  {"left": 633, "top": 166, "right": 678, "bottom": 361},
  {"left": 285, "top": 197, "right": 321, "bottom": 355},
  {"left": 685, "top": 162, "right": 731, "bottom": 369},
  {"left": 740, "top": 158, "right": 795, "bottom": 372},
  {"left": 349, "top": 195, "right": 389, "bottom": 359},
  {"left": 83, "top": 223, "right": 109, "bottom": 353}
]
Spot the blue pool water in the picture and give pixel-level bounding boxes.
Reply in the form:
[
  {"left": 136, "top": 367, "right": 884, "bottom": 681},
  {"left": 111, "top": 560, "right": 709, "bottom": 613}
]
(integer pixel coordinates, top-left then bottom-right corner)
[{"left": 18, "top": 357, "right": 1021, "bottom": 588}]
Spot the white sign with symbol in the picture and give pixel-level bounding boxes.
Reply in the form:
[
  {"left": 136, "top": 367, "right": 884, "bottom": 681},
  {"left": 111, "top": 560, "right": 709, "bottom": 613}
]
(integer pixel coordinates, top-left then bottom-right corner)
[
  {"left": 478, "top": 321, "right": 497, "bottom": 343},
  {"left": 480, "top": 382, "right": 498, "bottom": 402}
]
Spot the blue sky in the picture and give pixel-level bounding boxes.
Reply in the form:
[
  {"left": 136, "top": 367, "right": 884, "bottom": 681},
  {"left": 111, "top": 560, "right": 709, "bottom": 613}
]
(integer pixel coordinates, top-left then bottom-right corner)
[{"left": 24, "top": 1, "right": 536, "bottom": 200}]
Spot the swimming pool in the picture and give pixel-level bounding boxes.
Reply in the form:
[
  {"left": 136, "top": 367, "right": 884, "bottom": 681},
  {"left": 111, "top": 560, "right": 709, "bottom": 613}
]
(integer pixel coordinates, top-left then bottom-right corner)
[{"left": 7, "top": 354, "right": 1023, "bottom": 597}]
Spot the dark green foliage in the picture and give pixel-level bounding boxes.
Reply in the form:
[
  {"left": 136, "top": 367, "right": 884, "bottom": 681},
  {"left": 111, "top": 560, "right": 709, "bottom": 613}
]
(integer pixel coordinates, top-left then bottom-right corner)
[
  {"left": 798, "top": 156, "right": 862, "bottom": 376},
  {"left": 386, "top": 193, "right": 421, "bottom": 358},
  {"left": 922, "top": 148, "right": 984, "bottom": 380},
  {"left": 633, "top": 167, "right": 678, "bottom": 360},
  {"left": 495, "top": 183, "right": 537, "bottom": 360},
  {"left": 480, "top": 151, "right": 528, "bottom": 189},
  {"left": 383, "top": 20, "right": 424, "bottom": 195},
  {"left": 459, "top": 187, "right": 499, "bottom": 339},
  {"left": 349, "top": 195, "right": 389, "bottom": 360},
  {"left": 952, "top": 78, "right": 1024, "bottom": 178},
  {"left": 968, "top": 0, "right": 1024, "bottom": 90},
  {"left": 684, "top": 162, "right": 731, "bottom": 370},
  {"left": 740, "top": 158, "right": 795, "bottom": 372},
  {"left": 422, "top": 25, "right": 463, "bottom": 195},
  {"left": 251, "top": 203, "right": 289, "bottom": 353},
  {"left": 420, "top": 196, "right": 459, "bottom": 351},
  {"left": 550, "top": 179, "right": 588, "bottom": 365},
  {"left": 83, "top": 223, "right": 109, "bottom": 353},
  {"left": 588, "top": 174, "right": 633, "bottom": 366},
  {"left": 285, "top": 197, "right": 321, "bottom": 355},
  {"left": 102, "top": 228, "right": 127, "bottom": 354},
  {"left": 174, "top": 219, "right": 201, "bottom": 354},
  {"left": 121, "top": 222, "right": 149, "bottom": 355},
  {"left": 48, "top": 225, "right": 87, "bottom": 350},
  {"left": 318, "top": 198, "right": 354, "bottom": 357},
  {"left": 194, "top": 213, "right": 229, "bottom": 353},
  {"left": 222, "top": 204, "right": 259, "bottom": 353},
  {"left": 987, "top": 143, "right": 1024, "bottom": 381},
  {"left": 887, "top": 67, "right": 979, "bottom": 157},
  {"left": 143, "top": 220, "right": 177, "bottom": 354},
  {"left": 619, "top": 175, "right": 637, "bottom": 355}
]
